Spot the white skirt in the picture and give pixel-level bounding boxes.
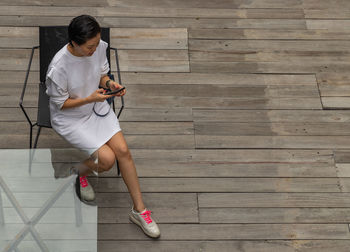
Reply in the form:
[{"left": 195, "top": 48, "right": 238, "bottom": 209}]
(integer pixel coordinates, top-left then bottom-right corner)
[{"left": 51, "top": 101, "right": 121, "bottom": 155}]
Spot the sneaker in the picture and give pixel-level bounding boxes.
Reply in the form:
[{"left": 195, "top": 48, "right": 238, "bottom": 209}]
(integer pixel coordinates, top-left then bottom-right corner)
[
  {"left": 129, "top": 207, "right": 161, "bottom": 238},
  {"left": 76, "top": 175, "right": 95, "bottom": 201}
]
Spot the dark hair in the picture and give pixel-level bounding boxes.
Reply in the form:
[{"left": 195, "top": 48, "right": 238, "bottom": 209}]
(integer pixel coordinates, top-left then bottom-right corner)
[{"left": 68, "top": 15, "right": 101, "bottom": 46}]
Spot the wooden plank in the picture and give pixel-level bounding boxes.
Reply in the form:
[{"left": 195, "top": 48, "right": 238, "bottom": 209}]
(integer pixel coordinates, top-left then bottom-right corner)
[
  {"left": 124, "top": 135, "right": 195, "bottom": 149},
  {"left": 189, "top": 28, "right": 350, "bottom": 40},
  {"left": 190, "top": 61, "right": 350, "bottom": 74},
  {"left": 0, "top": 0, "right": 303, "bottom": 8},
  {"left": 117, "top": 108, "right": 193, "bottom": 122},
  {"left": 199, "top": 208, "right": 350, "bottom": 223},
  {"left": 121, "top": 122, "right": 194, "bottom": 135},
  {"left": 96, "top": 193, "right": 197, "bottom": 208},
  {"left": 0, "top": 71, "right": 316, "bottom": 86},
  {"left": 93, "top": 177, "right": 343, "bottom": 193},
  {"left": 0, "top": 5, "right": 305, "bottom": 19},
  {"left": 0, "top": 0, "right": 101, "bottom": 6},
  {"left": 116, "top": 49, "right": 189, "bottom": 61},
  {"left": 4, "top": 93, "right": 322, "bottom": 109},
  {"left": 0, "top": 71, "right": 38, "bottom": 84},
  {"left": 193, "top": 109, "right": 350, "bottom": 123},
  {"left": 118, "top": 60, "right": 190, "bottom": 72},
  {"left": 336, "top": 164, "right": 350, "bottom": 177},
  {"left": 303, "top": 0, "right": 350, "bottom": 10},
  {"left": 0, "top": 121, "right": 194, "bottom": 135},
  {"left": 318, "top": 85, "right": 350, "bottom": 97},
  {"left": 316, "top": 72, "right": 350, "bottom": 85},
  {"left": 0, "top": 107, "right": 193, "bottom": 122},
  {"left": 307, "top": 20, "right": 350, "bottom": 31},
  {"left": 98, "top": 241, "right": 207, "bottom": 252},
  {"left": 120, "top": 96, "right": 322, "bottom": 109},
  {"left": 121, "top": 72, "right": 317, "bottom": 85},
  {"left": 189, "top": 39, "right": 350, "bottom": 52},
  {"left": 316, "top": 71, "right": 350, "bottom": 97},
  {"left": 337, "top": 178, "right": 350, "bottom": 192},
  {"left": 113, "top": 0, "right": 303, "bottom": 9},
  {"left": 121, "top": 84, "right": 319, "bottom": 98},
  {"left": 195, "top": 122, "right": 350, "bottom": 136},
  {"left": 195, "top": 135, "right": 350, "bottom": 149},
  {"left": 101, "top": 162, "right": 337, "bottom": 178},
  {"left": 129, "top": 149, "right": 334, "bottom": 164},
  {"left": 0, "top": 49, "right": 190, "bottom": 73},
  {"left": 98, "top": 223, "right": 350, "bottom": 240},
  {"left": 305, "top": 9, "right": 350, "bottom": 19},
  {"left": 0, "top": 134, "right": 195, "bottom": 149},
  {"left": 322, "top": 97, "right": 350, "bottom": 109},
  {"left": 0, "top": 49, "right": 39, "bottom": 71},
  {"left": 111, "top": 28, "right": 187, "bottom": 49},
  {"left": 198, "top": 193, "right": 350, "bottom": 207},
  {"left": 0, "top": 16, "right": 307, "bottom": 29},
  {"left": 98, "top": 192, "right": 198, "bottom": 223},
  {"left": 0, "top": 27, "right": 38, "bottom": 48},
  {"left": 0, "top": 108, "right": 36, "bottom": 121},
  {"left": 98, "top": 207, "right": 198, "bottom": 223},
  {"left": 98, "top": 240, "right": 350, "bottom": 252},
  {"left": 0, "top": 27, "right": 188, "bottom": 49},
  {"left": 190, "top": 51, "right": 350, "bottom": 63},
  {"left": 330, "top": 150, "right": 349, "bottom": 164}
]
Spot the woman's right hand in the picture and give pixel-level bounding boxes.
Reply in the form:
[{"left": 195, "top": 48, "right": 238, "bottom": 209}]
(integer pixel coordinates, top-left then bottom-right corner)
[{"left": 87, "top": 88, "right": 113, "bottom": 103}]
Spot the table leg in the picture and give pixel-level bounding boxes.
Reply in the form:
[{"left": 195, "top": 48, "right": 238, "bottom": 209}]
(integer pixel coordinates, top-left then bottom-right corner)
[
  {"left": 0, "top": 186, "right": 4, "bottom": 225},
  {"left": 74, "top": 188, "right": 82, "bottom": 227}
]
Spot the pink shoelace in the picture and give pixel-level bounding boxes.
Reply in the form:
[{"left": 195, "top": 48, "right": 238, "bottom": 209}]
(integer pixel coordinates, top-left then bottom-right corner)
[
  {"left": 140, "top": 210, "right": 153, "bottom": 224},
  {"left": 79, "top": 176, "right": 88, "bottom": 188}
]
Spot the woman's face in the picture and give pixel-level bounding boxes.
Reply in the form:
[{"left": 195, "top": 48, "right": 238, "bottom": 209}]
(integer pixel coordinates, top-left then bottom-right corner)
[{"left": 72, "top": 33, "right": 101, "bottom": 57}]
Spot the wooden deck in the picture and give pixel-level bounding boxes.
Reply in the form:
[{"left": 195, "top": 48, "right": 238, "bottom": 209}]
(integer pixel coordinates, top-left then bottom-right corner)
[{"left": 1, "top": 0, "right": 350, "bottom": 251}]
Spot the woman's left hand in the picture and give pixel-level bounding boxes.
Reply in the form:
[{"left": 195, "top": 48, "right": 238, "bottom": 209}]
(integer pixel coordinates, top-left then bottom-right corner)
[{"left": 110, "top": 81, "right": 126, "bottom": 97}]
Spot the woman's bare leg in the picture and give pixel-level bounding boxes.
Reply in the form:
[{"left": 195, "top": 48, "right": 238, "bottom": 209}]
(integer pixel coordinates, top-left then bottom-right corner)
[
  {"left": 107, "top": 131, "right": 145, "bottom": 212},
  {"left": 78, "top": 144, "right": 116, "bottom": 176}
]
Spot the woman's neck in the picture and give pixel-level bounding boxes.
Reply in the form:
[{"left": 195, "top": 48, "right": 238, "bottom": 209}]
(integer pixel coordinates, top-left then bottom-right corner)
[{"left": 67, "top": 44, "right": 83, "bottom": 57}]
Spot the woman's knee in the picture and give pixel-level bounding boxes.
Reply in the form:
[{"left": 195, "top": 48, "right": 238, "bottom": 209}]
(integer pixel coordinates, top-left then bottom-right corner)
[
  {"left": 99, "top": 153, "right": 115, "bottom": 171},
  {"left": 98, "top": 147, "right": 116, "bottom": 171},
  {"left": 115, "top": 143, "right": 131, "bottom": 159}
]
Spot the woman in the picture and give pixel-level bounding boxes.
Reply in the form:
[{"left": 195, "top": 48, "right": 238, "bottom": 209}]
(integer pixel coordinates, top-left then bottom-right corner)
[{"left": 45, "top": 15, "right": 160, "bottom": 238}]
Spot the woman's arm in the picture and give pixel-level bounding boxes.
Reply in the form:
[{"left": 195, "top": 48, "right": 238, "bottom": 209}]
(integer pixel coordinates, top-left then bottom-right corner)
[
  {"left": 100, "top": 75, "right": 110, "bottom": 89},
  {"left": 61, "top": 88, "right": 113, "bottom": 109},
  {"left": 99, "top": 75, "right": 126, "bottom": 97}
]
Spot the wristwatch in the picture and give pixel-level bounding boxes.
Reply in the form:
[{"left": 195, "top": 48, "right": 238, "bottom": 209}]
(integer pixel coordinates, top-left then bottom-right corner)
[{"left": 106, "top": 79, "right": 112, "bottom": 89}]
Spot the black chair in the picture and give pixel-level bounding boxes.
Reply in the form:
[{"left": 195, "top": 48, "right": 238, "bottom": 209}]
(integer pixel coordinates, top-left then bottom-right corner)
[{"left": 19, "top": 26, "right": 124, "bottom": 175}]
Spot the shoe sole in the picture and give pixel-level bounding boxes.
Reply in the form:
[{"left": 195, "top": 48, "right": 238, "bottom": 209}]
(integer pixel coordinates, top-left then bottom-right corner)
[{"left": 129, "top": 214, "right": 160, "bottom": 239}]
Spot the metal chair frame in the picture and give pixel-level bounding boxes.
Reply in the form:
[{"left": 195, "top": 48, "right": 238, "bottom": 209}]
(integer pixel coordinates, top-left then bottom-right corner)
[{"left": 19, "top": 46, "right": 124, "bottom": 149}]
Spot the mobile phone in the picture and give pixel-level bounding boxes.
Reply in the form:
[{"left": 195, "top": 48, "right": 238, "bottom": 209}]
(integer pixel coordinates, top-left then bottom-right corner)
[{"left": 104, "top": 87, "right": 125, "bottom": 95}]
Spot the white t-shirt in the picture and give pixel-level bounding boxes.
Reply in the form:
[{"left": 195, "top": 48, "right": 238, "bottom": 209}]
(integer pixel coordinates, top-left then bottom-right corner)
[{"left": 46, "top": 40, "right": 121, "bottom": 154}]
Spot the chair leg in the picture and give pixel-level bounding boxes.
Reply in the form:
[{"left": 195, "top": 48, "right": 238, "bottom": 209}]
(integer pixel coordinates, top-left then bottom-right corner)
[
  {"left": 116, "top": 160, "right": 120, "bottom": 176},
  {"left": 33, "top": 126, "right": 42, "bottom": 149},
  {"left": 29, "top": 125, "right": 33, "bottom": 149}
]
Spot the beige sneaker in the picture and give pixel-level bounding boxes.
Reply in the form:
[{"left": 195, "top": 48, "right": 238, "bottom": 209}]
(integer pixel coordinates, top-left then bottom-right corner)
[
  {"left": 129, "top": 207, "right": 161, "bottom": 238},
  {"left": 77, "top": 175, "right": 95, "bottom": 201}
]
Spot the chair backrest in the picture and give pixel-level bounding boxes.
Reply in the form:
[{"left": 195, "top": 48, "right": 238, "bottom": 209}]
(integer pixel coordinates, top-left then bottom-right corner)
[{"left": 37, "top": 26, "right": 110, "bottom": 127}]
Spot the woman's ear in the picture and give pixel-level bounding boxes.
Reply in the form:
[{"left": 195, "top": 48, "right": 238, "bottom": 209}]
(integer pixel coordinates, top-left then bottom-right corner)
[{"left": 71, "top": 40, "right": 78, "bottom": 48}]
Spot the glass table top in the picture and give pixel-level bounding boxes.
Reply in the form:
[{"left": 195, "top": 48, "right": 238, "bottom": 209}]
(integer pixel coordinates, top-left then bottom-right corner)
[{"left": 0, "top": 149, "right": 98, "bottom": 252}]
